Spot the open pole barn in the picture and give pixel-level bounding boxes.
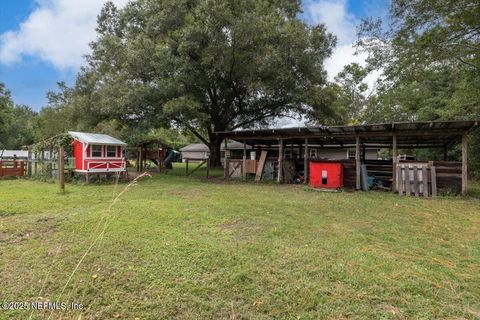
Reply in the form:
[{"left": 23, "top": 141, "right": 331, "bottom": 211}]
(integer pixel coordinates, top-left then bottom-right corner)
[{"left": 215, "top": 120, "right": 479, "bottom": 196}]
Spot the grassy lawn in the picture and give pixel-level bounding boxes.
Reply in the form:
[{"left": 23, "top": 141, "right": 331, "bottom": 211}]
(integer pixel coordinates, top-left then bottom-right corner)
[{"left": 1, "top": 163, "right": 479, "bottom": 319}]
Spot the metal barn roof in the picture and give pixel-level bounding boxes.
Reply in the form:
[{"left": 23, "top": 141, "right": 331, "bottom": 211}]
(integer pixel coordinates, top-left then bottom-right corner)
[
  {"left": 68, "top": 131, "right": 127, "bottom": 146},
  {"left": 179, "top": 142, "right": 253, "bottom": 152},
  {"left": 215, "top": 120, "right": 479, "bottom": 148}
]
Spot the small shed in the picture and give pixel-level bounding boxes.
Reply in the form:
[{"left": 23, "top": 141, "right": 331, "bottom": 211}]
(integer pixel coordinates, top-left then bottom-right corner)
[
  {"left": 179, "top": 143, "right": 210, "bottom": 162},
  {"left": 69, "top": 131, "right": 127, "bottom": 174},
  {"left": 179, "top": 141, "right": 253, "bottom": 163}
]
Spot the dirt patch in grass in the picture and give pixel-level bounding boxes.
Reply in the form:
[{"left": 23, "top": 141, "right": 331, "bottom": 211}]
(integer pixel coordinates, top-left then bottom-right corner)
[
  {"left": 166, "top": 188, "right": 206, "bottom": 199},
  {"left": 382, "top": 304, "right": 404, "bottom": 320},
  {"left": 200, "top": 176, "right": 241, "bottom": 184},
  {"left": 0, "top": 210, "right": 19, "bottom": 217},
  {"left": 0, "top": 230, "right": 36, "bottom": 244},
  {"left": 0, "top": 217, "right": 63, "bottom": 245},
  {"left": 219, "top": 219, "right": 263, "bottom": 241}
]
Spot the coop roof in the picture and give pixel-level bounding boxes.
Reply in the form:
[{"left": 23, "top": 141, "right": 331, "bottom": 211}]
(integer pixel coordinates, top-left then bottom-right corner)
[{"left": 68, "top": 131, "right": 127, "bottom": 146}]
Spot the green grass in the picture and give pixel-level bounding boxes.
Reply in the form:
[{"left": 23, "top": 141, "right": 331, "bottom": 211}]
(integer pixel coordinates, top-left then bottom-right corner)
[{"left": 1, "top": 163, "right": 479, "bottom": 319}]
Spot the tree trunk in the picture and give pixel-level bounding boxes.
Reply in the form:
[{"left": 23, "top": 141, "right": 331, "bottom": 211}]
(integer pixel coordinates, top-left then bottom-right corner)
[{"left": 208, "top": 133, "right": 223, "bottom": 167}]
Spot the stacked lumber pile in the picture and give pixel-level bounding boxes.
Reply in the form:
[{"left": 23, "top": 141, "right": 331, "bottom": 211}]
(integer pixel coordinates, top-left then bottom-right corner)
[{"left": 429, "top": 161, "right": 462, "bottom": 194}]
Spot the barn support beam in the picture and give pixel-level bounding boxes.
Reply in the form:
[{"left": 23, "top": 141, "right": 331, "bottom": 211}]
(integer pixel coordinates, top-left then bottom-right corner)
[
  {"left": 277, "top": 139, "right": 283, "bottom": 184},
  {"left": 304, "top": 138, "right": 309, "bottom": 185},
  {"left": 392, "top": 135, "right": 398, "bottom": 192},
  {"left": 242, "top": 140, "right": 246, "bottom": 181},
  {"left": 462, "top": 134, "right": 468, "bottom": 195},
  {"left": 355, "top": 136, "right": 361, "bottom": 190},
  {"left": 223, "top": 139, "right": 228, "bottom": 179}
]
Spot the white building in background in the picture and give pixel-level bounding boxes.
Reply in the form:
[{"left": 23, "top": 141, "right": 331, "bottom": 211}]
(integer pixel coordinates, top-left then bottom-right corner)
[
  {"left": 179, "top": 142, "right": 379, "bottom": 163},
  {"left": 0, "top": 150, "right": 54, "bottom": 159}
]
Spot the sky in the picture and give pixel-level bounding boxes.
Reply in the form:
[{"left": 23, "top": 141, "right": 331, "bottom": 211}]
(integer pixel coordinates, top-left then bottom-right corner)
[{"left": 0, "top": 0, "right": 388, "bottom": 111}]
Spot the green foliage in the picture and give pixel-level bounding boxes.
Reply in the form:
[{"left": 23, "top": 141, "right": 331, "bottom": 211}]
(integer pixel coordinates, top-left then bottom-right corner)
[
  {"left": 0, "top": 83, "right": 15, "bottom": 147},
  {"left": 0, "top": 83, "right": 39, "bottom": 149},
  {"left": 70, "top": 0, "right": 336, "bottom": 163},
  {"left": 356, "top": 0, "right": 480, "bottom": 175},
  {"left": 32, "top": 133, "right": 71, "bottom": 153},
  {"left": 324, "top": 63, "right": 371, "bottom": 125}
]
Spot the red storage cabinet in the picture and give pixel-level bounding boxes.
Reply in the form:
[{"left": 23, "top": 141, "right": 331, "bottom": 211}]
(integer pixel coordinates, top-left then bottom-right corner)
[{"left": 309, "top": 161, "right": 343, "bottom": 189}]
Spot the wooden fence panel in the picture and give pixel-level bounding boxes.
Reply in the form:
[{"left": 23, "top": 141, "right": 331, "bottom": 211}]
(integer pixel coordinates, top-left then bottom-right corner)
[{"left": 397, "top": 164, "right": 437, "bottom": 198}]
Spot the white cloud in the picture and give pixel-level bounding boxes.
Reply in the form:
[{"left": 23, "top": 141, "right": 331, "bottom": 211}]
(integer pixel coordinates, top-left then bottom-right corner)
[
  {"left": 304, "top": 0, "right": 378, "bottom": 89},
  {"left": 0, "top": 0, "right": 129, "bottom": 70},
  {"left": 305, "top": 0, "right": 357, "bottom": 45}
]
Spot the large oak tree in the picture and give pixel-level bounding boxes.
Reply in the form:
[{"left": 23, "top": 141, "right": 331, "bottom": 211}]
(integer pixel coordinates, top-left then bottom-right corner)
[{"left": 75, "top": 0, "right": 336, "bottom": 165}]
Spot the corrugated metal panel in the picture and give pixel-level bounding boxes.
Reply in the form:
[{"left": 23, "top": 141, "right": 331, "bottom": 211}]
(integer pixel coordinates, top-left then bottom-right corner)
[
  {"left": 68, "top": 131, "right": 127, "bottom": 146},
  {"left": 214, "top": 120, "right": 479, "bottom": 147}
]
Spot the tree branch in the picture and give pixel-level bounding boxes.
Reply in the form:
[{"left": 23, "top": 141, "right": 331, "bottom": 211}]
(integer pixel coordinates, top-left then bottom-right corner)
[
  {"left": 455, "top": 57, "right": 480, "bottom": 69},
  {"left": 173, "top": 118, "right": 209, "bottom": 145}
]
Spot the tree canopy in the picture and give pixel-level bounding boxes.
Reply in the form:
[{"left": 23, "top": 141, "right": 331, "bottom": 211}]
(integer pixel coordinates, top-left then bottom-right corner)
[
  {"left": 355, "top": 0, "right": 480, "bottom": 173},
  {"left": 357, "top": 0, "right": 480, "bottom": 122},
  {"left": 71, "top": 0, "right": 336, "bottom": 164}
]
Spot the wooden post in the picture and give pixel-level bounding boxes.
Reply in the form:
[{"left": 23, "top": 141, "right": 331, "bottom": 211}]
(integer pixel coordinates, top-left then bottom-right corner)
[
  {"left": 223, "top": 139, "right": 228, "bottom": 179},
  {"left": 48, "top": 147, "right": 53, "bottom": 178},
  {"left": 206, "top": 158, "right": 210, "bottom": 178},
  {"left": 242, "top": 140, "right": 246, "bottom": 181},
  {"left": 431, "top": 166, "right": 437, "bottom": 198},
  {"left": 392, "top": 135, "right": 398, "bottom": 192},
  {"left": 277, "top": 139, "right": 283, "bottom": 184},
  {"left": 157, "top": 148, "right": 162, "bottom": 173},
  {"left": 185, "top": 159, "right": 189, "bottom": 176},
  {"left": 355, "top": 136, "right": 361, "bottom": 190},
  {"left": 136, "top": 148, "right": 139, "bottom": 172},
  {"left": 304, "top": 138, "right": 309, "bottom": 185},
  {"left": 34, "top": 151, "right": 38, "bottom": 175},
  {"left": 405, "top": 165, "right": 411, "bottom": 196},
  {"left": 462, "top": 135, "right": 468, "bottom": 195},
  {"left": 413, "top": 166, "right": 419, "bottom": 197},
  {"left": 27, "top": 146, "right": 32, "bottom": 177},
  {"left": 59, "top": 145, "right": 65, "bottom": 192},
  {"left": 422, "top": 166, "right": 428, "bottom": 197}
]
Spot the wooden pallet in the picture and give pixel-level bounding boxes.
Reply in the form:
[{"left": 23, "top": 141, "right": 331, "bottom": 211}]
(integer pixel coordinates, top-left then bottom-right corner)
[{"left": 397, "top": 163, "right": 437, "bottom": 197}]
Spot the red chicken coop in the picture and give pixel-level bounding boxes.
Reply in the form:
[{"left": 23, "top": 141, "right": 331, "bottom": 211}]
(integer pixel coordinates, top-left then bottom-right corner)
[{"left": 69, "top": 131, "right": 127, "bottom": 174}]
